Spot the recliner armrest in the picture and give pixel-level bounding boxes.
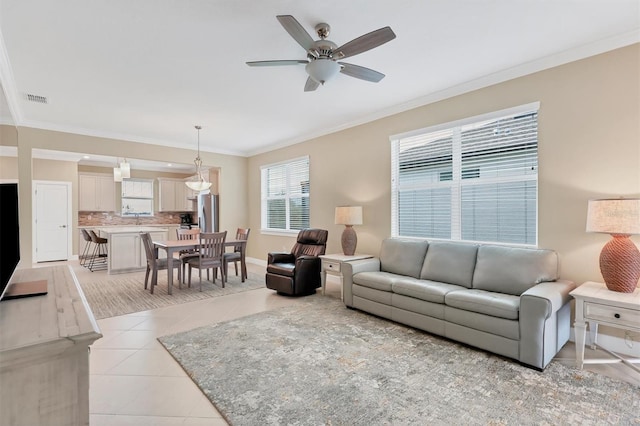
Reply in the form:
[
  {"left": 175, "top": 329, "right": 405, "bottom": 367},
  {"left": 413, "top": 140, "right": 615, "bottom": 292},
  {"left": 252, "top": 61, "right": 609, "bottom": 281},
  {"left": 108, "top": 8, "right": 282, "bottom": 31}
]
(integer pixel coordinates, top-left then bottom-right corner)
[
  {"left": 268, "top": 252, "right": 295, "bottom": 264},
  {"left": 295, "top": 255, "right": 321, "bottom": 268}
]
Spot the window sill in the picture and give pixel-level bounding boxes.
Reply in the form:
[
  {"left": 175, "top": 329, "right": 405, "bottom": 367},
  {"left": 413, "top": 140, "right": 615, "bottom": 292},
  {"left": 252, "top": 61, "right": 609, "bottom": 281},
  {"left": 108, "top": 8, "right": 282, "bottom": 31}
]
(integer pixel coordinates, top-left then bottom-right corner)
[{"left": 261, "top": 229, "right": 301, "bottom": 237}]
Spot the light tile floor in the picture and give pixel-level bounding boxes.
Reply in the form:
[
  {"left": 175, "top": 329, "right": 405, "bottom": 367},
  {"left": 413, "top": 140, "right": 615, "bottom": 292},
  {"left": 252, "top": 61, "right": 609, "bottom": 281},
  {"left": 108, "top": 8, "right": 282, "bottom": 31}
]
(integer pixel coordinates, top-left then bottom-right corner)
[{"left": 40, "top": 260, "right": 639, "bottom": 425}]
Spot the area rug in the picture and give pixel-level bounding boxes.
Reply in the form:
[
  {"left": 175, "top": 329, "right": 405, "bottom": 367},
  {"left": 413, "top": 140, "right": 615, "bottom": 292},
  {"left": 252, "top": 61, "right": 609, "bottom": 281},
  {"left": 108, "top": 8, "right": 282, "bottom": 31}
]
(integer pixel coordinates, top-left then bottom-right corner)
[
  {"left": 160, "top": 297, "right": 639, "bottom": 425},
  {"left": 80, "top": 271, "right": 265, "bottom": 319}
]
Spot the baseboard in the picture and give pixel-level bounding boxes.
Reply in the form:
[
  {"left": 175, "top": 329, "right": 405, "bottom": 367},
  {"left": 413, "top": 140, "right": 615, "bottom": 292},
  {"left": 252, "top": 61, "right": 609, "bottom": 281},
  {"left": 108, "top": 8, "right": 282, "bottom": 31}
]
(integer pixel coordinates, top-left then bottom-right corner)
[{"left": 246, "top": 257, "right": 267, "bottom": 267}]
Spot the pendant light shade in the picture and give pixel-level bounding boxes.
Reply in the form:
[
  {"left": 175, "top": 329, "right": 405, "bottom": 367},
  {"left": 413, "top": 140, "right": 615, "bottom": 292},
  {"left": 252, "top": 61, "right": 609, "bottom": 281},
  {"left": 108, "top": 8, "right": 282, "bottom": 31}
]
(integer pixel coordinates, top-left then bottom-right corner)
[
  {"left": 113, "top": 166, "right": 122, "bottom": 182},
  {"left": 119, "top": 159, "right": 131, "bottom": 179},
  {"left": 185, "top": 125, "right": 212, "bottom": 192}
]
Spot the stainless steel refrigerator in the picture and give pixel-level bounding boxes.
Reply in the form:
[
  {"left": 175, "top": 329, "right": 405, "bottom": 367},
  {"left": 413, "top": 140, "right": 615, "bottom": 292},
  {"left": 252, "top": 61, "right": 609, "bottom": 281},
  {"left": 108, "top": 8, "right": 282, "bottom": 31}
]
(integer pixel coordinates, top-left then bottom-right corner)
[{"left": 197, "top": 193, "right": 219, "bottom": 232}]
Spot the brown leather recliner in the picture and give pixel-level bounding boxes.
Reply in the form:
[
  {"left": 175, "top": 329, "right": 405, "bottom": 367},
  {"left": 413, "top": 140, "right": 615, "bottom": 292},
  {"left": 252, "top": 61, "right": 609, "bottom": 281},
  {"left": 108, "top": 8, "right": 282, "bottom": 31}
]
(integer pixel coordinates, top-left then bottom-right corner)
[{"left": 266, "top": 228, "right": 328, "bottom": 296}]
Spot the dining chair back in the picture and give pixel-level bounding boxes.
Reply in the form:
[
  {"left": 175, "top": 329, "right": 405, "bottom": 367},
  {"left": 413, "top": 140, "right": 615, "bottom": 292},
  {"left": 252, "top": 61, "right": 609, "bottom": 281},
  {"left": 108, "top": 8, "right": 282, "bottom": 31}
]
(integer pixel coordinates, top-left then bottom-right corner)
[
  {"left": 176, "top": 228, "right": 201, "bottom": 286},
  {"left": 223, "top": 228, "right": 250, "bottom": 282},
  {"left": 140, "top": 232, "right": 171, "bottom": 294},
  {"left": 186, "top": 231, "right": 227, "bottom": 291}
]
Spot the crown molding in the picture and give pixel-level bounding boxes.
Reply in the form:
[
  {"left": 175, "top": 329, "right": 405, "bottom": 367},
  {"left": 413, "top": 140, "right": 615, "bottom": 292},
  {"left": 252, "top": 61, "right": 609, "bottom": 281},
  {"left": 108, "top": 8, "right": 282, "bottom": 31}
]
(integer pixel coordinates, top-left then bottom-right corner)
[{"left": 247, "top": 30, "right": 640, "bottom": 157}]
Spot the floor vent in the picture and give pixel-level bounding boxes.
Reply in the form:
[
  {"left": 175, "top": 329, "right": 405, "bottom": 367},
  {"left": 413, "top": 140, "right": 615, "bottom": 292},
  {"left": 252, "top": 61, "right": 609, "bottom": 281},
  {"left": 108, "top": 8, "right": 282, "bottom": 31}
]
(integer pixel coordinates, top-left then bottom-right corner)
[{"left": 26, "top": 93, "right": 48, "bottom": 104}]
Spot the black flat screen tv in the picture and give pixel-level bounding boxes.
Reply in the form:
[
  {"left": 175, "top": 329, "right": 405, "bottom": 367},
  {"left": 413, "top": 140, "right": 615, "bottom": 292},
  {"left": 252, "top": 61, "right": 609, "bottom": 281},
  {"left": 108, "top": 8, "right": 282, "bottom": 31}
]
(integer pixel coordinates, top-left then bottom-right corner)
[{"left": 0, "top": 183, "right": 20, "bottom": 300}]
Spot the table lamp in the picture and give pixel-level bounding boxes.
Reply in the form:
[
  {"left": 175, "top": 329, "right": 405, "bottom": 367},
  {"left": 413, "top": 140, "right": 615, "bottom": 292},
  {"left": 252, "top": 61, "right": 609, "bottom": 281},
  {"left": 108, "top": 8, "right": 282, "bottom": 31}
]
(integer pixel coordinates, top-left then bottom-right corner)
[
  {"left": 586, "top": 198, "right": 640, "bottom": 293},
  {"left": 335, "top": 206, "right": 363, "bottom": 256}
]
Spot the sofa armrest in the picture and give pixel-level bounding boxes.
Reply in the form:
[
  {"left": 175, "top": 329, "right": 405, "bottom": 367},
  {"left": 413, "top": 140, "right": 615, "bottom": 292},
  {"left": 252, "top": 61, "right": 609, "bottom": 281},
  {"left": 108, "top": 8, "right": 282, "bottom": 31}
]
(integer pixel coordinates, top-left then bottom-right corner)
[
  {"left": 519, "top": 279, "right": 576, "bottom": 369},
  {"left": 342, "top": 258, "right": 381, "bottom": 307},
  {"left": 268, "top": 252, "right": 294, "bottom": 264}
]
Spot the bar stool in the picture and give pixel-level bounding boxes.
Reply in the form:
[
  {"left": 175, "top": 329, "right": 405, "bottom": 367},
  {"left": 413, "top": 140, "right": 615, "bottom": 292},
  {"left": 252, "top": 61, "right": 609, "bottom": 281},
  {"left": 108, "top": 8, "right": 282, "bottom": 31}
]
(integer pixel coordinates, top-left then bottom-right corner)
[
  {"left": 88, "top": 230, "right": 108, "bottom": 271},
  {"left": 80, "top": 229, "right": 94, "bottom": 268}
]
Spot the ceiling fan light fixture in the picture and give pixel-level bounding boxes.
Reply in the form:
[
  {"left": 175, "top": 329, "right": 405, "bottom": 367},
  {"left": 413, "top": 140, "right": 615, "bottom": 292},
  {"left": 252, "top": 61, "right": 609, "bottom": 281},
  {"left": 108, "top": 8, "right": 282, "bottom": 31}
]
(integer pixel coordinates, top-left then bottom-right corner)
[
  {"left": 185, "top": 125, "right": 212, "bottom": 192},
  {"left": 306, "top": 59, "right": 340, "bottom": 84}
]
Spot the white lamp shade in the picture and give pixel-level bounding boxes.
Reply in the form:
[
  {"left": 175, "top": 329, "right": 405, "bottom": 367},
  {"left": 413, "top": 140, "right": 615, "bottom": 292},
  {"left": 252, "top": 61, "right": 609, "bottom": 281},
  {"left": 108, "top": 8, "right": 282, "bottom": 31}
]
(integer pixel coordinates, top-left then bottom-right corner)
[
  {"left": 306, "top": 59, "right": 341, "bottom": 84},
  {"left": 185, "top": 178, "right": 212, "bottom": 192},
  {"left": 113, "top": 167, "right": 122, "bottom": 182},
  {"left": 586, "top": 198, "right": 640, "bottom": 235},
  {"left": 119, "top": 161, "right": 130, "bottom": 179},
  {"left": 335, "top": 206, "right": 363, "bottom": 226}
]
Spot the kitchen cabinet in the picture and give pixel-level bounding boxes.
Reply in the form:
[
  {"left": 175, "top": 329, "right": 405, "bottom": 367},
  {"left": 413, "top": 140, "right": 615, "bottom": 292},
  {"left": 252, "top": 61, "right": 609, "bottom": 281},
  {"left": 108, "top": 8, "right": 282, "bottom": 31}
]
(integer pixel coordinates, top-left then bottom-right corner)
[
  {"left": 100, "top": 227, "right": 168, "bottom": 274},
  {"left": 158, "top": 178, "right": 193, "bottom": 212},
  {"left": 79, "top": 173, "right": 116, "bottom": 211}
]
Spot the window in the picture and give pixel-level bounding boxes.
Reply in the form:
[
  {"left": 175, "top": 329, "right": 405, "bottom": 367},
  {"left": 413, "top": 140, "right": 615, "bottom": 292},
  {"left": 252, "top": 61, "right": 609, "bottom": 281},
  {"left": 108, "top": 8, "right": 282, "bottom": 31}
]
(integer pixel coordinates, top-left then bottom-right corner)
[
  {"left": 121, "top": 179, "right": 154, "bottom": 216},
  {"left": 261, "top": 156, "right": 310, "bottom": 233},
  {"left": 391, "top": 103, "right": 539, "bottom": 246}
]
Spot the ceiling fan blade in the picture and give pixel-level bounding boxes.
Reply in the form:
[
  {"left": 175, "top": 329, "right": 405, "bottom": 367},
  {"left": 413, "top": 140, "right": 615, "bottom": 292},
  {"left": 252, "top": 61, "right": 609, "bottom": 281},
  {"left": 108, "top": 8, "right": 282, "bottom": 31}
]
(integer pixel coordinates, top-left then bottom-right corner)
[
  {"left": 276, "top": 15, "right": 315, "bottom": 53},
  {"left": 339, "top": 62, "right": 385, "bottom": 82},
  {"left": 304, "top": 77, "right": 320, "bottom": 92},
  {"left": 334, "top": 27, "right": 396, "bottom": 60},
  {"left": 246, "top": 60, "right": 308, "bottom": 67}
]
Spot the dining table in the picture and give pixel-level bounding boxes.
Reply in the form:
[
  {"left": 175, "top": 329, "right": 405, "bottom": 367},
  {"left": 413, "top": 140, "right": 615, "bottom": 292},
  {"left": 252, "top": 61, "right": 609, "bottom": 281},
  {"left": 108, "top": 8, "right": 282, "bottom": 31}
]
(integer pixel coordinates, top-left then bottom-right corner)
[{"left": 152, "top": 238, "right": 247, "bottom": 295}]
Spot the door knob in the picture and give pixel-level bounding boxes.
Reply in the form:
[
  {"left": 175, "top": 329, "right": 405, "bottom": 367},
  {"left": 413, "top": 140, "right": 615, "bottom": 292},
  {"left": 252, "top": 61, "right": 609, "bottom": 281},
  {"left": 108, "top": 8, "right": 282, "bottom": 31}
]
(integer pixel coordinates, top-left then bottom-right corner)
[{"left": 60, "top": 225, "right": 67, "bottom": 228}]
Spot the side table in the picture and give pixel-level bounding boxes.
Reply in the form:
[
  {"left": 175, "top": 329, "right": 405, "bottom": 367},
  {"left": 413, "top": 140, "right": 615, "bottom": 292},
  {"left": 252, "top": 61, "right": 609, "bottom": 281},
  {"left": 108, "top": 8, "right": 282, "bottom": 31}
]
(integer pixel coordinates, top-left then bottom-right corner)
[
  {"left": 319, "top": 253, "right": 373, "bottom": 299},
  {"left": 570, "top": 281, "right": 640, "bottom": 372}
]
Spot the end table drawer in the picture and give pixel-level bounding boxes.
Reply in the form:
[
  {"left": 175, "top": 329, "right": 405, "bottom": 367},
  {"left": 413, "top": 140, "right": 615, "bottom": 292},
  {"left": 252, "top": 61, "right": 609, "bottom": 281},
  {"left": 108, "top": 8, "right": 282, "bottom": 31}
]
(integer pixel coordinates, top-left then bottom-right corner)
[
  {"left": 585, "top": 302, "right": 640, "bottom": 329},
  {"left": 323, "top": 260, "right": 341, "bottom": 273}
]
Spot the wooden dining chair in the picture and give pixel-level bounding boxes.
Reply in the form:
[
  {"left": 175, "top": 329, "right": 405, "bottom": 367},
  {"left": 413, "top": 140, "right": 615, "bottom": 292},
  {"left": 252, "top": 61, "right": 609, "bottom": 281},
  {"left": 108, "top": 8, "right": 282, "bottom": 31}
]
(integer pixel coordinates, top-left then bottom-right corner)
[
  {"left": 187, "top": 231, "right": 227, "bottom": 291},
  {"left": 140, "top": 232, "right": 171, "bottom": 294},
  {"left": 223, "top": 228, "right": 250, "bottom": 283},
  {"left": 176, "top": 228, "right": 200, "bottom": 288}
]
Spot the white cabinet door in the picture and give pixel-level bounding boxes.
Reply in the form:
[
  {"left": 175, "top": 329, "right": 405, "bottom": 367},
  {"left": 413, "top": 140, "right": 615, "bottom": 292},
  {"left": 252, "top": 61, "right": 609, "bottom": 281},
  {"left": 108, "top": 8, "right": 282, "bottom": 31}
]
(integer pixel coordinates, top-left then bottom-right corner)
[
  {"left": 158, "top": 179, "right": 176, "bottom": 212},
  {"left": 79, "top": 174, "right": 115, "bottom": 211},
  {"left": 79, "top": 175, "right": 97, "bottom": 211},
  {"left": 109, "top": 233, "right": 142, "bottom": 272},
  {"left": 97, "top": 176, "right": 116, "bottom": 211},
  {"left": 122, "top": 180, "right": 153, "bottom": 198}
]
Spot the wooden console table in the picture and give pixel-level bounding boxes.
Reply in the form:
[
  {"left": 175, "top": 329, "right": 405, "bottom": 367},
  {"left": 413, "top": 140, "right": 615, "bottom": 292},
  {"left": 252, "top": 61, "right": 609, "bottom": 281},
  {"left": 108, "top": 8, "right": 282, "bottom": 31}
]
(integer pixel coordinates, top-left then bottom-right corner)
[{"left": 0, "top": 265, "right": 102, "bottom": 426}]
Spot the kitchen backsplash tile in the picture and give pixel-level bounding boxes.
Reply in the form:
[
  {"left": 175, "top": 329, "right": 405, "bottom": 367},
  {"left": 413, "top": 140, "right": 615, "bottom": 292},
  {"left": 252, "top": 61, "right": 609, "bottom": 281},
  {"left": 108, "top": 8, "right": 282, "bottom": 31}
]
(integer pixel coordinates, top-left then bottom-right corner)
[{"left": 79, "top": 211, "right": 188, "bottom": 227}]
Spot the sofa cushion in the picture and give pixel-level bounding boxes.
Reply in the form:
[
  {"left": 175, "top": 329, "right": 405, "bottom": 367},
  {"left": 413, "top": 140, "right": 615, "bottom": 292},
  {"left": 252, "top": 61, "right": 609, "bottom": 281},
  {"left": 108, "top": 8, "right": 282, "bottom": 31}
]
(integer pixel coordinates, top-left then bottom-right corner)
[
  {"left": 393, "top": 278, "right": 465, "bottom": 304},
  {"left": 420, "top": 241, "right": 478, "bottom": 288},
  {"left": 445, "top": 289, "right": 520, "bottom": 320},
  {"left": 379, "top": 238, "right": 429, "bottom": 279},
  {"left": 353, "top": 271, "right": 398, "bottom": 292},
  {"left": 472, "top": 245, "right": 558, "bottom": 296}
]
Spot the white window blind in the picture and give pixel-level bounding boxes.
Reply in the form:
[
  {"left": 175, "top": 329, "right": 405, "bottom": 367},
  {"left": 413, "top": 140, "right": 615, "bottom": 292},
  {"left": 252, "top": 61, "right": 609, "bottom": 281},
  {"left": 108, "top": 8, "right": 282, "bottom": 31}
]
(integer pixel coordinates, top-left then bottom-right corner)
[
  {"left": 391, "top": 104, "right": 539, "bottom": 246},
  {"left": 261, "top": 156, "right": 310, "bottom": 232}
]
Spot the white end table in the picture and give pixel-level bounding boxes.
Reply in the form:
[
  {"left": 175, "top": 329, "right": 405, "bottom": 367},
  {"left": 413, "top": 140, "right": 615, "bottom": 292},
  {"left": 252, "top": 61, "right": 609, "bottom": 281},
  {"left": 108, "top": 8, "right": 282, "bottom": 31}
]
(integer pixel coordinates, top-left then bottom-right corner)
[
  {"left": 570, "top": 281, "right": 640, "bottom": 372},
  {"left": 319, "top": 253, "right": 373, "bottom": 299}
]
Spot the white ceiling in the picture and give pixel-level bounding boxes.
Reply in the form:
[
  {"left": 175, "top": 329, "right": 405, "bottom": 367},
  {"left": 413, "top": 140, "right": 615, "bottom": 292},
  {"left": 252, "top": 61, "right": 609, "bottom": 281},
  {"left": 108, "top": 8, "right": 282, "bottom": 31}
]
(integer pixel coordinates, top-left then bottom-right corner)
[{"left": 0, "top": 0, "right": 638, "bottom": 158}]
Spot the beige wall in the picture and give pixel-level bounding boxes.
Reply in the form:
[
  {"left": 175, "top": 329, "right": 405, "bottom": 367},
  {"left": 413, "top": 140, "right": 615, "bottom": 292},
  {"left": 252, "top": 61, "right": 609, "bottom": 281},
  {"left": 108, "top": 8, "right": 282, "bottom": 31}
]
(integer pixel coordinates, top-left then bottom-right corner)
[
  {"left": 14, "top": 127, "right": 248, "bottom": 264},
  {"left": 247, "top": 44, "right": 640, "bottom": 288}
]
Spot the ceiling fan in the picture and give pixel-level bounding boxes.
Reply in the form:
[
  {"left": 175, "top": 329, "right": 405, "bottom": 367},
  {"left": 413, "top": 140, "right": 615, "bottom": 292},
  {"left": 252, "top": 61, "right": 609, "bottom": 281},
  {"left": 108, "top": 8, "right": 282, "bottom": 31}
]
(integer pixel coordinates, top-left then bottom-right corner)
[{"left": 246, "top": 15, "right": 396, "bottom": 92}]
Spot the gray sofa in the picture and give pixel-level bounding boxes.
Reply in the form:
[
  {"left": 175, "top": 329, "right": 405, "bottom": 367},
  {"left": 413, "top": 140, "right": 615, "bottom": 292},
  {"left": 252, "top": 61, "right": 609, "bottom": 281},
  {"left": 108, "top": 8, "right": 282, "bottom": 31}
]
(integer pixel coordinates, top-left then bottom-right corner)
[{"left": 342, "top": 238, "right": 576, "bottom": 369}]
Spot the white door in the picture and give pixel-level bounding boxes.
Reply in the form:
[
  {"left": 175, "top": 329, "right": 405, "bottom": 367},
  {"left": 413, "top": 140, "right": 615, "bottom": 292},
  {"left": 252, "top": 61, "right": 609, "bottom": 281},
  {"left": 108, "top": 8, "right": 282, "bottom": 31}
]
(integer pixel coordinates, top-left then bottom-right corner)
[{"left": 35, "top": 182, "right": 71, "bottom": 262}]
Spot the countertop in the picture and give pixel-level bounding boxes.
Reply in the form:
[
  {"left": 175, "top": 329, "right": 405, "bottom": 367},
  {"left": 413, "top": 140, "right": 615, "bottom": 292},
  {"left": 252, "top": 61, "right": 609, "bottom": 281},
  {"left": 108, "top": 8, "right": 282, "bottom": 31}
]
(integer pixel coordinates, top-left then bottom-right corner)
[
  {"left": 79, "top": 224, "right": 179, "bottom": 229},
  {"left": 99, "top": 226, "right": 169, "bottom": 234}
]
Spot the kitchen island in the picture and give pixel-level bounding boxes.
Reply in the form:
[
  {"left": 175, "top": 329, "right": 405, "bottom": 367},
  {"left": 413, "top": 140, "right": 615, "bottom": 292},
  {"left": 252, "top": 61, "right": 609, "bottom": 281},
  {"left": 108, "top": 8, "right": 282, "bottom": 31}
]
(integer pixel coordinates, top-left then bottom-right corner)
[{"left": 99, "top": 227, "right": 168, "bottom": 274}]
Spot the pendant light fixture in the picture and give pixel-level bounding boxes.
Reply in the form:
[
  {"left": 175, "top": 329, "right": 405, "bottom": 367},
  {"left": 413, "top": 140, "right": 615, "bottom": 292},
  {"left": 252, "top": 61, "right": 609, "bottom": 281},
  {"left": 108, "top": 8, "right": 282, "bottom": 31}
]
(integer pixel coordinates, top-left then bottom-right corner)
[
  {"left": 113, "top": 158, "right": 123, "bottom": 182},
  {"left": 119, "top": 158, "right": 131, "bottom": 179},
  {"left": 185, "top": 125, "right": 212, "bottom": 192}
]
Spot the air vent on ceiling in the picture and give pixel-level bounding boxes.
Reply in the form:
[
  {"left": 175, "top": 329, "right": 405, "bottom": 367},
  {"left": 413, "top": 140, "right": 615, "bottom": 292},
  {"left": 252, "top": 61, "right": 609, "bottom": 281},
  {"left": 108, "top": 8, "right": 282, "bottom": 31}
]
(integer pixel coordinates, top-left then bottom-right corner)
[{"left": 26, "top": 93, "right": 48, "bottom": 104}]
